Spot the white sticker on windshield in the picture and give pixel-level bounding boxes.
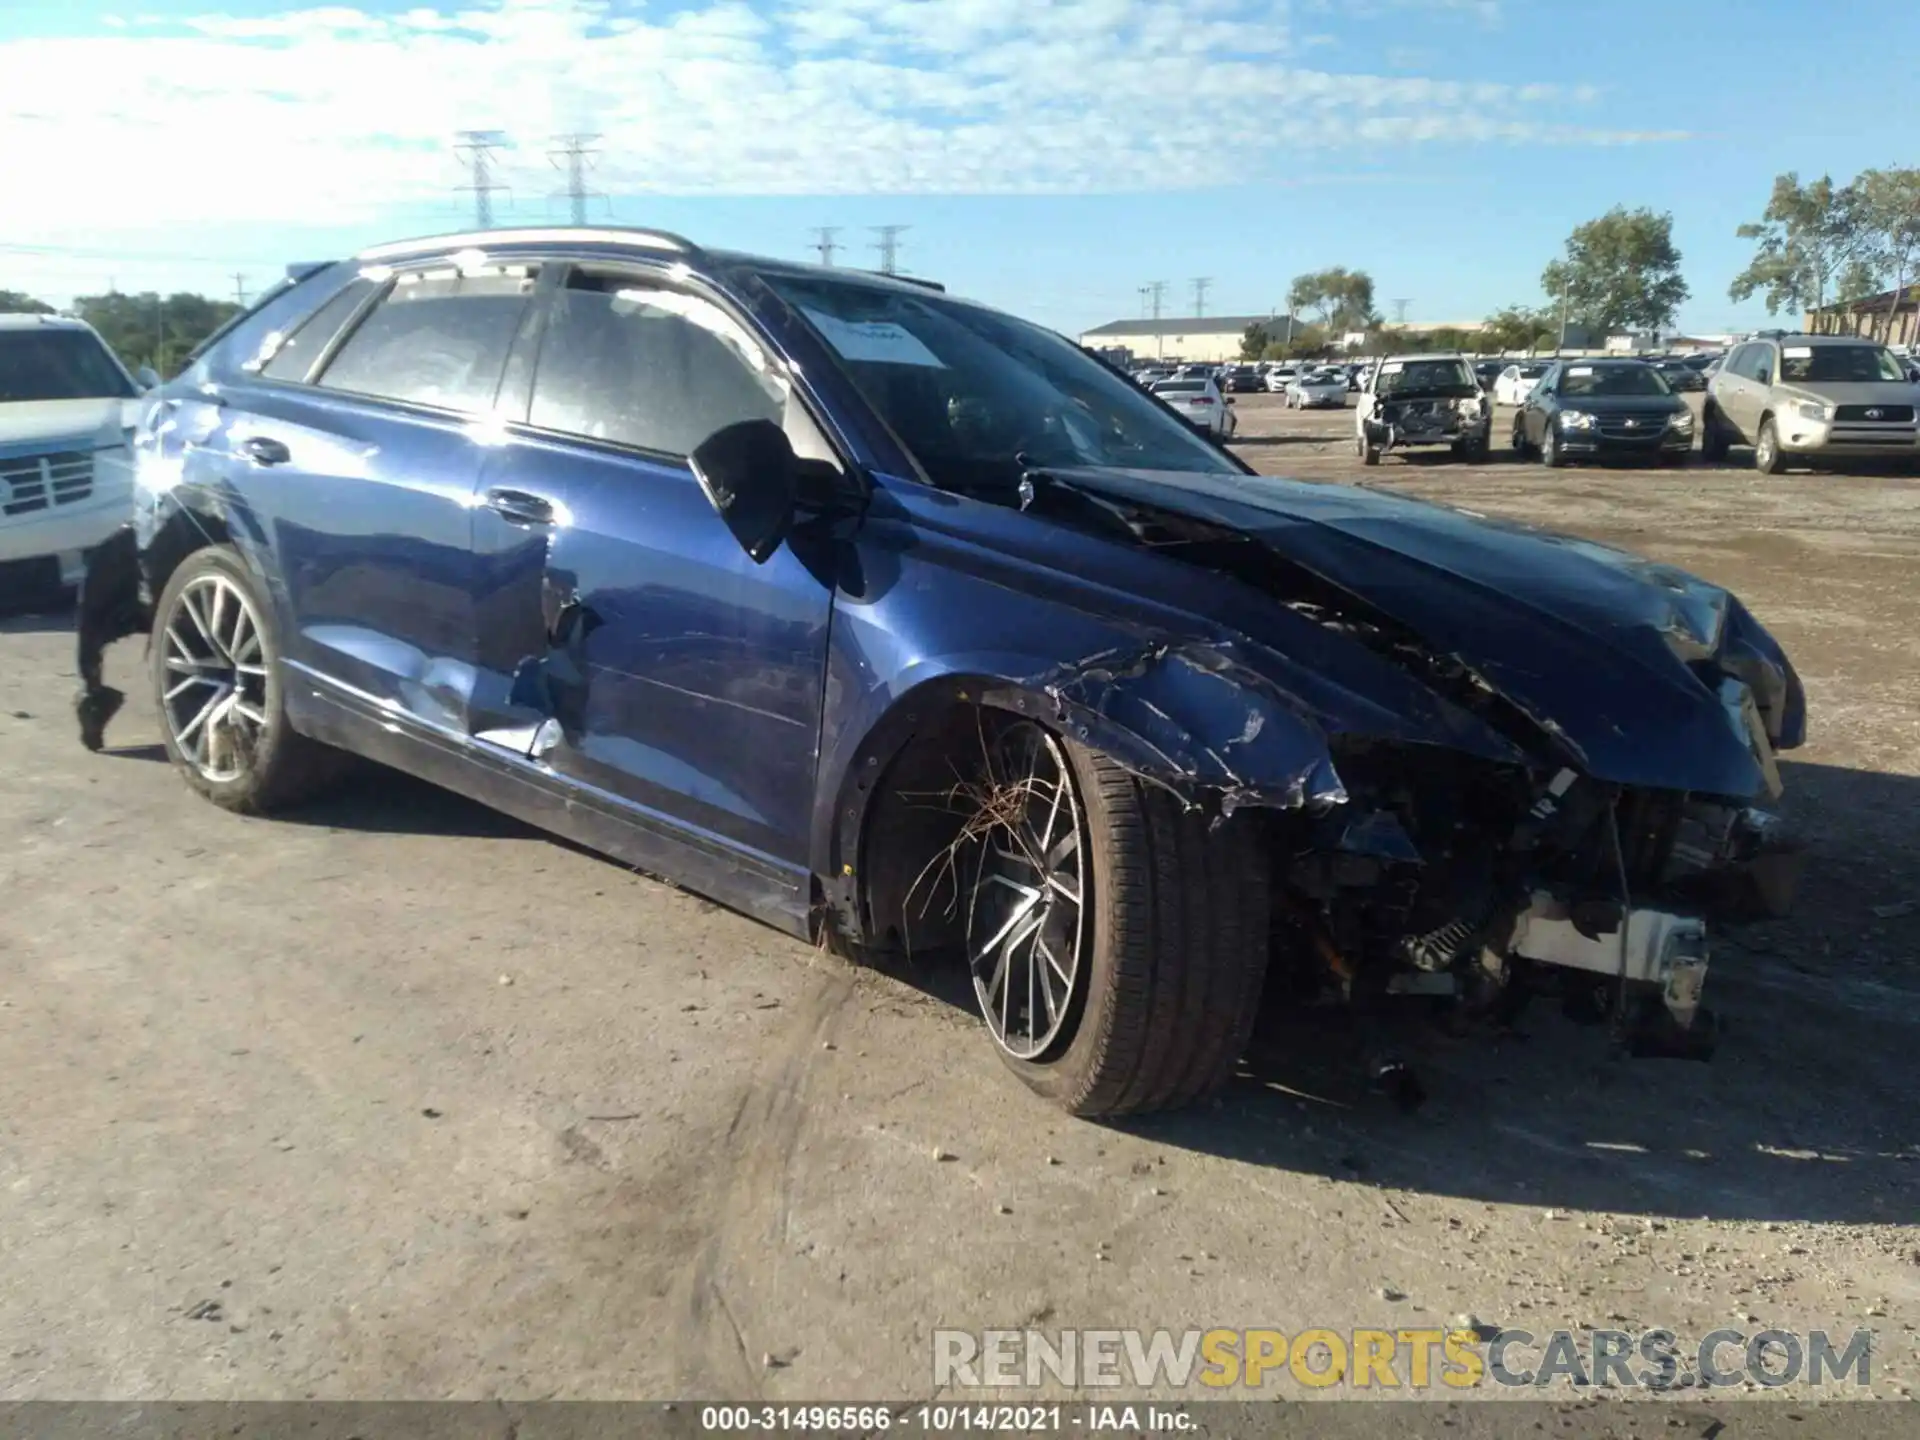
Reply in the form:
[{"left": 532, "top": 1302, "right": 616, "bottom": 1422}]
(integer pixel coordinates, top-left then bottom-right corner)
[
  {"left": 1569, "top": 365, "right": 1594, "bottom": 376},
  {"left": 1783, "top": 346, "right": 1813, "bottom": 359},
  {"left": 1380, "top": 362, "right": 1404, "bottom": 374},
  {"left": 802, "top": 307, "right": 946, "bottom": 368}
]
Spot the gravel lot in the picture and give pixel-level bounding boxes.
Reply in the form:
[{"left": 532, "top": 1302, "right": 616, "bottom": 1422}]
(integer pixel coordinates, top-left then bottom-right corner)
[{"left": 2, "top": 390, "right": 1916, "bottom": 1411}]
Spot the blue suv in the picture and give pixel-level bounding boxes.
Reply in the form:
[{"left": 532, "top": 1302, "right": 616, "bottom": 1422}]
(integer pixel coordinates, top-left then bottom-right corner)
[{"left": 76, "top": 227, "right": 1805, "bottom": 1112}]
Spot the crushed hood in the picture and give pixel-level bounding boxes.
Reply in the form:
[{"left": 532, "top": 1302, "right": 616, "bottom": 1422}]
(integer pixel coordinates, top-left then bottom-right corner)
[{"left": 1042, "top": 466, "right": 1803, "bottom": 800}]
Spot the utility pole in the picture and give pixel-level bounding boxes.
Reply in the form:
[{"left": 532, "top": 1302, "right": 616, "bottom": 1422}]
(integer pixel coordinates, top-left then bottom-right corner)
[
  {"left": 547, "top": 134, "right": 604, "bottom": 225},
  {"left": 811, "top": 227, "right": 841, "bottom": 266},
  {"left": 1139, "top": 285, "right": 1152, "bottom": 319},
  {"left": 1556, "top": 280, "right": 1569, "bottom": 355},
  {"left": 1391, "top": 298, "right": 1412, "bottom": 326},
  {"left": 1191, "top": 277, "right": 1211, "bottom": 319},
  {"left": 871, "top": 225, "right": 909, "bottom": 275},
  {"left": 454, "top": 130, "right": 511, "bottom": 227},
  {"left": 1147, "top": 280, "right": 1167, "bottom": 359},
  {"left": 231, "top": 273, "right": 248, "bottom": 307}
]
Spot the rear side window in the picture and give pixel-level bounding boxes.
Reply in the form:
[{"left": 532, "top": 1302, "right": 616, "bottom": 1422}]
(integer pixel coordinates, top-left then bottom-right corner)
[
  {"left": 316, "top": 265, "right": 539, "bottom": 412},
  {"left": 527, "top": 268, "right": 785, "bottom": 458},
  {"left": 260, "top": 277, "right": 379, "bottom": 383}
]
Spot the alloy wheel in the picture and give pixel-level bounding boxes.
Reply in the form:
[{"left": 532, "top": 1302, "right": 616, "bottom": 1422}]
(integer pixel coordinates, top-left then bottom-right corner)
[
  {"left": 964, "top": 723, "right": 1088, "bottom": 1061},
  {"left": 161, "top": 573, "right": 270, "bottom": 782}
]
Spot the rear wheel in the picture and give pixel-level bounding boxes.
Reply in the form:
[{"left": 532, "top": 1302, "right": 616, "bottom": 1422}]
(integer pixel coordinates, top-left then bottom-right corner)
[
  {"left": 1753, "top": 416, "right": 1789, "bottom": 475},
  {"left": 962, "top": 719, "right": 1269, "bottom": 1116},
  {"left": 152, "top": 546, "right": 342, "bottom": 814}
]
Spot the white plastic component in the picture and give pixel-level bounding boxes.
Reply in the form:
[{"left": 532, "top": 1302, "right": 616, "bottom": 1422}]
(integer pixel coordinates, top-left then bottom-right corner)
[{"left": 1510, "top": 895, "right": 1710, "bottom": 1026}]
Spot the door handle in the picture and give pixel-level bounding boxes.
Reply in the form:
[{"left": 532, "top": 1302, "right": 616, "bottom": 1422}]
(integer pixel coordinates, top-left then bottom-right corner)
[
  {"left": 483, "top": 486, "right": 555, "bottom": 526},
  {"left": 240, "top": 435, "right": 290, "bottom": 466}
]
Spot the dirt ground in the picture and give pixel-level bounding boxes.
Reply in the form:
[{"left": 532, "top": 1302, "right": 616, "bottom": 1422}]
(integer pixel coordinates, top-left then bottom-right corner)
[{"left": 1, "top": 390, "right": 1916, "bottom": 1415}]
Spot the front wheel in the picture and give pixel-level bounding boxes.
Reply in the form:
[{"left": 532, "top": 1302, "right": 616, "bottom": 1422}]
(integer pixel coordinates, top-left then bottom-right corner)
[
  {"left": 1754, "top": 416, "right": 1790, "bottom": 475},
  {"left": 963, "top": 720, "right": 1270, "bottom": 1117},
  {"left": 1357, "top": 433, "right": 1380, "bottom": 466},
  {"left": 1511, "top": 418, "right": 1531, "bottom": 456},
  {"left": 152, "top": 546, "right": 342, "bottom": 813},
  {"left": 1700, "top": 404, "right": 1731, "bottom": 461},
  {"left": 1539, "top": 424, "right": 1565, "bottom": 468}
]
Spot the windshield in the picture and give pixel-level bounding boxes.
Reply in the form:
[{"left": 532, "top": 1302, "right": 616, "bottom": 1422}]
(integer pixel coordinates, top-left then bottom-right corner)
[
  {"left": 1780, "top": 345, "right": 1906, "bottom": 384},
  {"left": 1375, "top": 359, "right": 1477, "bottom": 397},
  {"left": 765, "top": 274, "right": 1236, "bottom": 489},
  {"left": 0, "top": 329, "right": 136, "bottom": 403},
  {"left": 1557, "top": 364, "right": 1673, "bottom": 398}
]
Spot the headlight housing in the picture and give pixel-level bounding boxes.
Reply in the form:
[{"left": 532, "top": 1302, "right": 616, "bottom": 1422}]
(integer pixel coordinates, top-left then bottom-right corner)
[
  {"left": 1668, "top": 409, "right": 1694, "bottom": 432},
  {"left": 1790, "top": 398, "right": 1832, "bottom": 423},
  {"left": 1558, "top": 410, "right": 1595, "bottom": 430}
]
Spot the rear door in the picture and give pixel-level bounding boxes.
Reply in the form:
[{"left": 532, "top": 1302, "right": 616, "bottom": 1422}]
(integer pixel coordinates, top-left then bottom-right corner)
[
  {"left": 468, "top": 260, "right": 841, "bottom": 869},
  {"left": 1719, "top": 343, "right": 1769, "bottom": 440},
  {"left": 243, "top": 257, "right": 543, "bottom": 733}
]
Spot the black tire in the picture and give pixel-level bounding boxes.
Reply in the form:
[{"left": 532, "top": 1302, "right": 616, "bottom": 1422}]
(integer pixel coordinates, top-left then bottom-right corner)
[
  {"left": 1454, "top": 434, "right": 1490, "bottom": 464},
  {"left": 1753, "top": 416, "right": 1789, "bottom": 475},
  {"left": 1511, "top": 419, "right": 1531, "bottom": 457},
  {"left": 982, "top": 727, "right": 1270, "bottom": 1117},
  {"left": 1540, "top": 424, "right": 1565, "bottom": 468},
  {"left": 1700, "top": 403, "right": 1730, "bottom": 462},
  {"left": 151, "top": 545, "right": 342, "bottom": 814},
  {"left": 1357, "top": 434, "right": 1380, "bottom": 466}
]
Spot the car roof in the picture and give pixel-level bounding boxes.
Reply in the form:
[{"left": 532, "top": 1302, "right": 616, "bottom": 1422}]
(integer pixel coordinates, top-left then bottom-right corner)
[
  {"left": 1753, "top": 333, "right": 1886, "bottom": 347},
  {"left": 0, "top": 312, "right": 95, "bottom": 333},
  {"left": 1384, "top": 353, "right": 1471, "bottom": 363}
]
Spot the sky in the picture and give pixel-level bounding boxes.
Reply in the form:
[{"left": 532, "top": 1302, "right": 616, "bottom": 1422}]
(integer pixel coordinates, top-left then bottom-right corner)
[{"left": 2, "top": 0, "right": 1916, "bottom": 338}]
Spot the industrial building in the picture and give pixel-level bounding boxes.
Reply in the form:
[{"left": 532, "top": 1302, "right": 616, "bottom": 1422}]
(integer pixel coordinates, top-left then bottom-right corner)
[{"left": 1077, "top": 315, "right": 1285, "bottom": 364}]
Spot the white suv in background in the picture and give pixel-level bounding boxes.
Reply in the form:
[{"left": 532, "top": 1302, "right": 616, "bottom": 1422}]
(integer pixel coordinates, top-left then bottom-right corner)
[{"left": 0, "top": 314, "right": 152, "bottom": 597}]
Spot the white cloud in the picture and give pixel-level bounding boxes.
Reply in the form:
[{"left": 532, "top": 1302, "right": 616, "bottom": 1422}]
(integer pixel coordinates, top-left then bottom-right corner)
[{"left": 0, "top": 0, "right": 1668, "bottom": 245}]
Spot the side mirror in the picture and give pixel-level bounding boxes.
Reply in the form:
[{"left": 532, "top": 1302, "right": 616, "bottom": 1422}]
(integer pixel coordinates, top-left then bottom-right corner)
[
  {"left": 689, "top": 418, "right": 800, "bottom": 565},
  {"left": 135, "top": 365, "right": 161, "bottom": 392}
]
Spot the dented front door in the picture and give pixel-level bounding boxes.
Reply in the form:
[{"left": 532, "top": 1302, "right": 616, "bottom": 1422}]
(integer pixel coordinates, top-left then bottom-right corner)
[{"left": 466, "top": 264, "right": 835, "bottom": 869}]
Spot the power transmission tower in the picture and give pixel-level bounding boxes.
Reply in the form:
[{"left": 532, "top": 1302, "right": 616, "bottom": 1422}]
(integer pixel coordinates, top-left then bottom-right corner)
[
  {"left": 871, "top": 225, "right": 909, "bottom": 275},
  {"left": 1191, "top": 277, "right": 1212, "bottom": 318},
  {"left": 811, "top": 227, "right": 841, "bottom": 266},
  {"left": 454, "top": 130, "right": 511, "bottom": 227},
  {"left": 231, "top": 273, "right": 248, "bottom": 306},
  {"left": 1391, "top": 298, "right": 1412, "bottom": 326},
  {"left": 1147, "top": 280, "right": 1167, "bottom": 359},
  {"left": 547, "top": 134, "right": 605, "bottom": 225}
]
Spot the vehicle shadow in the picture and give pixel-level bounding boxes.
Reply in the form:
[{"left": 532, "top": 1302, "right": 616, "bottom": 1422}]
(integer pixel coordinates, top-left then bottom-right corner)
[
  {"left": 277, "top": 763, "right": 542, "bottom": 841},
  {"left": 0, "top": 599, "right": 76, "bottom": 633},
  {"left": 1113, "top": 756, "right": 1920, "bottom": 1224}
]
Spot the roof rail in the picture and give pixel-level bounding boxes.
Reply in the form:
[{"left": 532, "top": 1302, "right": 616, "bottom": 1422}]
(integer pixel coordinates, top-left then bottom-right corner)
[
  {"left": 875, "top": 272, "right": 945, "bottom": 293},
  {"left": 355, "top": 226, "right": 700, "bottom": 262}
]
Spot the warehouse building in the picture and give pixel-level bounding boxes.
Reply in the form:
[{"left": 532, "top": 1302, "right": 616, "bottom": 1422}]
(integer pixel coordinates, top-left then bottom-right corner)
[{"left": 1077, "top": 315, "right": 1288, "bottom": 364}]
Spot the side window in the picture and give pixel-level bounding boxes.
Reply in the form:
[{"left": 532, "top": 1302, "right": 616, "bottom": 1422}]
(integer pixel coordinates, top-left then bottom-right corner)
[
  {"left": 1720, "top": 344, "right": 1747, "bottom": 379},
  {"left": 259, "top": 277, "right": 378, "bottom": 382},
  {"left": 315, "top": 264, "right": 539, "bottom": 412},
  {"left": 1751, "top": 344, "right": 1775, "bottom": 384},
  {"left": 527, "top": 267, "right": 786, "bottom": 458}
]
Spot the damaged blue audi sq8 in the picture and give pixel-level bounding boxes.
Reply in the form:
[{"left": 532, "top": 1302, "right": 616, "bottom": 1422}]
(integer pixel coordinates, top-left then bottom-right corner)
[{"left": 75, "top": 227, "right": 1806, "bottom": 1115}]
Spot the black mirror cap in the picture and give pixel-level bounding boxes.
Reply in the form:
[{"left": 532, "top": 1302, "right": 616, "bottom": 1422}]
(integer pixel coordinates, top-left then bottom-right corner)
[{"left": 690, "top": 418, "right": 800, "bottom": 565}]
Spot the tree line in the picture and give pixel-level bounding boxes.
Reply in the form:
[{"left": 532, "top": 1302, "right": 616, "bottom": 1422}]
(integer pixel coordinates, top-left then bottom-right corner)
[
  {"left": 0, "top": 287, "right": 242, "bottom": 378},
  {"left": 1239, "top": 163, "right": 1917, "bottom": 360}
]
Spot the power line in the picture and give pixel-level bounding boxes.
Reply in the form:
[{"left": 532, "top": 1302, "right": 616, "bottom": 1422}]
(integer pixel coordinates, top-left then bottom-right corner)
[
  {"left": 547, "top": 133, "right": 605, "bottom": 226},
  {"left": 454, "top": 129, "right": 511, "bottom": 228},
  {"left": 871, "top": 225, "right": 909, "bottom": 276},
  {"left": 1191, "top": 277, "right": 1212, "bottom": 318},
  {"left": 811, "top": 227, "right": 841, "bottom": 266}
]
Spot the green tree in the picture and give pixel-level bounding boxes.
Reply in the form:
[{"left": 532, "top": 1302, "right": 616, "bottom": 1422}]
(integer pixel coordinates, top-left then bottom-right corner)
[
  {"left": 1261, "top": 323, "right": 1325, "bottom": 361},
  {"left": 1239, "top": 322, "right": 1271, "bottom": 360},
  {"left": 1481, "top": 304, "right": 1556, "bottom": 353},
  {"left": 1287, "top": 268, "right": 1379, "bottom": 333},
  {"left": 0, "top": 289, "right": 56, "bottom": 315},
  {"left": 1541, "top": 207, "right": 1689, "bottom": 337},
  {"left": 1854, "top": 166, "right": 1920, "bottom": 343},
  {"left": 73, "top": 290, "right": 241, "bottom": 378},
  {"left": 1729, "top": 173, "right": 1865, "bottom": 327}
]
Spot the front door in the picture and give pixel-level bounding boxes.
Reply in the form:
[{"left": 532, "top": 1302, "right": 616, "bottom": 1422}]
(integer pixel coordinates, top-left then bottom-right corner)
[{"left": 471, "top": 262, "right": 839, "bottom": 870}]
